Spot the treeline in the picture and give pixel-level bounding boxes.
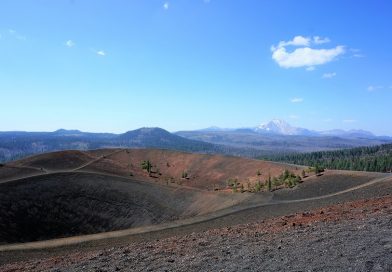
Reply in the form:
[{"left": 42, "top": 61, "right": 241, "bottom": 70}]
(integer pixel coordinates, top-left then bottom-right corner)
[
  {"left": 0, "top": 129, "right": 270, "bottom": 163},
  {"left": 268, "top": 144, "right": 392, "bottom": 173}
]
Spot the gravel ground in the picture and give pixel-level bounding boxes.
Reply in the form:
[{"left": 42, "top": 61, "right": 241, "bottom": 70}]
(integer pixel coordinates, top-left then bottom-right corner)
[{"left": 2, "top": 196, "right": 392, "bottom": 272}]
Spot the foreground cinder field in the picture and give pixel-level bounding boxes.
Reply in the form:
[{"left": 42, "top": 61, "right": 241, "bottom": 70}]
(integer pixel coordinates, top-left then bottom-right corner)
[{"left": 0, "top": 148, "right": 391, "bottom": 271}]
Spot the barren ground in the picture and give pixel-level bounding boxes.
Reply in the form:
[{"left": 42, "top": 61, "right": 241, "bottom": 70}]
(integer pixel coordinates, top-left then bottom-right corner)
[
  {"left": 1, "top": 195, "right": 392, "bottom": 271},
  {"left": 0, "top": 149, "right": 391, "bottom": 271}
]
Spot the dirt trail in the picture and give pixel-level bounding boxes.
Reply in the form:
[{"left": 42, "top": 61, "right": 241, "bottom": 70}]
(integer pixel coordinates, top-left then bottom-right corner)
[
  {"left": 0, "top": 174, "right": 390, "bottom": 252},
  {"left": 70, "top": 149, "right": 123, "bottom": 171},
  {"left": 0, "top": 149, "right": 124, "bottom": 184}
]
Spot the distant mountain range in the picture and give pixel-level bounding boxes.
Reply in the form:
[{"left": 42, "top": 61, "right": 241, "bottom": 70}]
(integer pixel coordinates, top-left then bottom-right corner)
[
  {"left": 176, "top": 119, "right": 392, "bottom": 156},
  {"left": 195, "top": 119, "right": 385, "bottom": 139},
  {"left": 0, "top": 128, "right": 257, "bottom": 162},
  {"left": 1, "top": 121, "right": 391, "bottom": 163}
]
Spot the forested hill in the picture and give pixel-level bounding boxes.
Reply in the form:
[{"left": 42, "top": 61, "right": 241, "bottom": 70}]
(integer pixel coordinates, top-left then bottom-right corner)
[
  {"left": 0, "top": 128, "right": 265, "bottom": 163},
  {"left": 268, "top": 144, "right": 392, "bottom": 173}
]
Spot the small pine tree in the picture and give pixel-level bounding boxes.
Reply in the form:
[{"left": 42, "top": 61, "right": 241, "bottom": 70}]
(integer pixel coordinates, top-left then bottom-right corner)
[
  {"left": 141, "top": 160, "right": 152, "bottom": 174},
  {"left": 232, "top": 182, "right": 238, "bottom": 193},
  {"left": 181, "top": 171, "right": 188, "bottom": 179},
  {"left": 268, "top": 174, "right": 272, "bottom": 191}
]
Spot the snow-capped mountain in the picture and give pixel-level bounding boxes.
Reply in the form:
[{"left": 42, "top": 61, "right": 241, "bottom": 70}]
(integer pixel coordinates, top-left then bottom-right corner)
[
  {"left": 254, "top": 119, "right": 316, "bottom": 136},
  {"left": 194, "top": 119, "right": 376, "bottom": 138}
]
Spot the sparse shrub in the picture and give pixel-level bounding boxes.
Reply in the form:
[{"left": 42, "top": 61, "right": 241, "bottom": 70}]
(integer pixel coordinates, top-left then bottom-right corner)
[
  {"left": 269, "top": 170, "right": 302, "bottom": 189},
  {"left": 272, "top": 176, "right": 281, "bottom": 188},
  {"left": 181, "top": 171, "right": 188, "bottom": 179},
  {"left": 255, "top": 181, "right": 261, "bottom": 192},
  {"left": 257, "top": 170, "right": 261, "bottom": 176},
  {"left": 315, "top": 165, "right": 325, "bottom": 175},
  {"left": 226, "top": 178, "right": 238, "bottom": 188},
  {"left": 232, "top": 182, "right": 238, "bottom": 193}
]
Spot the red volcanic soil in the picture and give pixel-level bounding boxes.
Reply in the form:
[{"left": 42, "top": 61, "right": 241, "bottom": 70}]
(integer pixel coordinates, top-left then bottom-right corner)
[
  {"left": 1, "top": 149, "right": 303, "bottom": 191},
  {"left": 2, "top": 195, "right": 392, "bottom": 271},
  {"left": 1, "top": 149, "right": 391, "bottom": 271},
  {"left": 81, "top": 148, "right": 304, "bottom": 190},
  {"left": 8, "top": 150, "right": 97, "bottom": 171}
]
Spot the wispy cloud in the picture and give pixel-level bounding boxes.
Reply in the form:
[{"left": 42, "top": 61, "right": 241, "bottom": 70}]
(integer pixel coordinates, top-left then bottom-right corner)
[
  {"left": 290, "top": 97, "right": 303, "bottom": 103},
  {"left": 367, "top": 85, "right": 383, "bottom": 92},
  {"left": 343, "top": 119, "right": 357, "bottom": 123},
  {"left": 353, "top": 53, "right": 364, "bottom": 58},
  {"left": 277, "top": 36, "right": 311, "bottom": 48},
  {"left": 271, "top": 35, "right": 345, "bottom": 69},
  {"left": 322, "top": 72, "right": 336, "bottom": 79},
  {"left": 313, "top": 36, "right": 330, "bottom": 44},
  {"left": 96, "top": 50, "right": 106, "bottom": 56},
  {"left": 8, "top": 29, "right": 26, "bottom": 40},
  {"left": 324, "top": 118, "right": 333, "bottom": 123},
  {"left": 65, "top": 40, "right": 75, "bottom": 48},
  {"left": 350, "top": 48, "right": 365, "bottom": 58},
  {"left": 163, "top": 2, "right": 169, "bottom": 10},
  {"left": 289, "top": 115, "right": 300, "bottom": 120},
  {"left": 306, "top": 66, "right": 315, "bottom": 71}
]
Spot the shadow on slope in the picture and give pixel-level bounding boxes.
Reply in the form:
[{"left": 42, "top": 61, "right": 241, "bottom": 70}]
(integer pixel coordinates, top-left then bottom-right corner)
[{"left": 0, "top": 172, "right": 246, "bottom": 244}]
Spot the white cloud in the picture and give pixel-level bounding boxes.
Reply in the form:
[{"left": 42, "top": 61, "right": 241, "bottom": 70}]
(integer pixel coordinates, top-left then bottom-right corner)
[
  {"left": 66, "top": 40, "right": 75, "bottom": 47},
  {"left": 306, "top": 66, "right": 315, "bottom": 71},
  {"left": 277, "top": 35, "right": 311, "bottom": 48},
  {"left": 272, "top": 46, "right": 345, "bottom": 69},
  {"left": 367, "top": 85, "right": 383, "bottom": 92},
  {"left": 290, "top": 97, "right": 303, "bottom": 103},
  {"left": 313, "top": 36, "right": 330, "bottom": 44},
  {"left": 343, "top": 119, "right": 357, "bottom": 123},
  {"left": 96, "top": 50, "right": 106, "bottom": 56},
  {"left": 322, "top": 72, "right": 336, "bottom": 79},
  {"left": 8, "top": 29, "right": 26, "bottom": 40},
  {"left": 350, "top": 48, "right": 365, "bottom": 58},
  {"left": 163, "top": 2, "right": 169, "bottom": 9},
  {"left": 271, "top": 35, "right": 345, "bottom": 69}
]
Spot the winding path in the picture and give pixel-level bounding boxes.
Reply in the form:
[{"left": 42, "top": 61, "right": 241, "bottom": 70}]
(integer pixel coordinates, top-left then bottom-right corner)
[{"left": 0, "top": 169, "right": 391, "bottom": 252}]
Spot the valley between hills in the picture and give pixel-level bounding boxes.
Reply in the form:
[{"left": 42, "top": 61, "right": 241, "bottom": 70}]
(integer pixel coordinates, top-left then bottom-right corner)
[{"left": 0, "top": 148, "right": 391, "bottom": 271}]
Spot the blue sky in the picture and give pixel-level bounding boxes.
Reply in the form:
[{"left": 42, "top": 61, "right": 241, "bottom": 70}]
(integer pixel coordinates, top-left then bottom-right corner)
[{"left": 1, "top": 0, "right": 391, "bottom": 135}]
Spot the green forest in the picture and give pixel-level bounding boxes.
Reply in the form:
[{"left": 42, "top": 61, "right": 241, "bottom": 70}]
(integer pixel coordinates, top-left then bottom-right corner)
[{"left": 268, "top": 144, "right": 392, "bottom": 173}]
